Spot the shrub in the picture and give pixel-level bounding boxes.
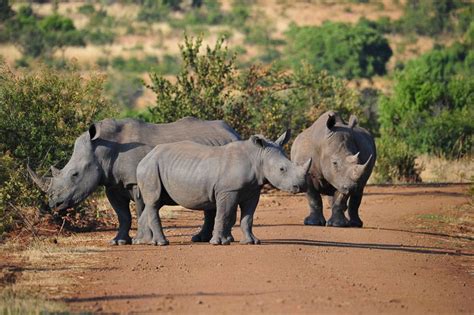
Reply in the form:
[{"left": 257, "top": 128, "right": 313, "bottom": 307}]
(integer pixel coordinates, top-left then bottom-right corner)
[
  {"left": 395, "top": 0, "right": 472, "bottom": 36},
  {"left": 0, "top": 61, "right": 114, "bottom": 235},
  {"left": 373, "top": 136, "right": 421, "bottom": 183},
  {"left": 137, "top": 0, "right": 173, "bottom": 22},
  {"left": 104, "top": 72, "right": 144, "bottom": 110},
  {"left": 285, "top": 20, "right": 392, "bottom": 79},
  {"left": 378, "top": 42, "right": 473, "bottom": 158},
  {"left": 4, "top": 7, "right": 85, "bottom": 58},
  {"left": 144, "top": 36, "right": 362, "bottom": 140}
]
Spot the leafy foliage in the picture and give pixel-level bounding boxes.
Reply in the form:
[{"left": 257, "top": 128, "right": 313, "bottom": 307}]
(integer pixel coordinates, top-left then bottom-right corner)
[
  {"left": 373, "top": 136, "right": 421, "bottom": 183},
  {"left": 285, "top": 20, "right": 392, "bottom": 79},
  {"left": 0, "top": 62, "right": 114, "bottom": 234},
  {"left": 143, "top": 36, "right": 361, "bottom": 140},
  {"left": 395, "top": 0, "right": 473, "bottom": 36},
  {"left": 378, "top": 42, "right": 473, "bottom": 158},
  {"left": 3, "top": 6, "right": 85, "bottom": 58}
]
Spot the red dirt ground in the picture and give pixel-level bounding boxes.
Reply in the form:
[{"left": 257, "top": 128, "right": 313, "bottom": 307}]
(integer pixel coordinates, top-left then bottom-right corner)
[{"left": 65, "top": 185, "right": 473, "bottom": 314}]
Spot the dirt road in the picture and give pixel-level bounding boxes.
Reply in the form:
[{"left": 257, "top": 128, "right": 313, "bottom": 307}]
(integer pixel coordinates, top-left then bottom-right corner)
[{"left": 64, "top": 185, "right": 473, "bottom": 314}]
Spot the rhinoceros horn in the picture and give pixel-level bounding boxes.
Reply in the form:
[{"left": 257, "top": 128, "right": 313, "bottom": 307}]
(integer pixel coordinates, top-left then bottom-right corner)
[
  {"left": 303, "top": 158, "right": 312, "bottom": 173},
  {"left": 51, "top": 165, "right": 61, "bottom": 177},
  {"left": 351, "top": 155, "right": 372, "bottom": 181},
  {"left": 27, "top": 164, "right": 52, "bottom": 192},
  {"left": 346, "top": 152, "right": 360, "bottom": 164}
]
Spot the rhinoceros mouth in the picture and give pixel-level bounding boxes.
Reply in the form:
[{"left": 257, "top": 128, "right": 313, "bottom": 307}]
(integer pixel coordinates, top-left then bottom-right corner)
[{"left": 49, "top": 198, "right": 73, "bottom": 211}]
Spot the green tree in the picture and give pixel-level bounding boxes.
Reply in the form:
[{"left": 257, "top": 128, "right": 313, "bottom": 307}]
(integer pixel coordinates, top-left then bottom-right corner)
[
  {"left": 285, "top": 20, "right": 392, "bottom": 80},
  {"left": 39, "top": 13, "right": 85, "bottom": 57},
  {"left": 0, "top": 0, "right": 14, "bottom": 22},
  {"left": 378, "top": 42, "right": 473, "bottom": 158}
]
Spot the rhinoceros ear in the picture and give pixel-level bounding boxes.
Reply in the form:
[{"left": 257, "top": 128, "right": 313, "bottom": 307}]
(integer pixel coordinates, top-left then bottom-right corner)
[
  {"left": 326, "top": 113, "right": 336, "bottom": 130},
  {"left": 88, "top": 122, "right": 100, "bottom": 141},
  {"left": 250, "top": 135, "right": 267, "bottom": 148},
  {"left": 275, "top": 129, "right": 291, "bottom": 147},
  {"left": 349, "top": 115, "right": 358, "bottom": 129}
]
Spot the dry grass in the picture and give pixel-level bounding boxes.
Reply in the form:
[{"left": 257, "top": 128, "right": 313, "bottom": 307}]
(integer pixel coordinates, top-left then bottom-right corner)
[
  {"left": 0, "top": 45, "right": 22, "bottom": 65},
  {"left": 0, "top": 234, "right": 106, "bottom": 313},
  {"left": 417, "top": 155, "right": 474, "bottom": 183}
]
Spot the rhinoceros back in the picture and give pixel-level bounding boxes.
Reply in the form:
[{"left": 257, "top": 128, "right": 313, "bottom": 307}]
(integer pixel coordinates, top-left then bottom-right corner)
[{"left": 93, "top": 117, "right": 240, "bottom": 187}]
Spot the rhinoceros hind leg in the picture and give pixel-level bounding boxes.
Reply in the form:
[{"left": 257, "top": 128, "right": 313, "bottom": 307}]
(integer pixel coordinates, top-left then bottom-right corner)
[
  {"left": 132, "top": 211, "right": 154, "bottom": 244},
  {"left": 210, "top": 193, "right": 238, "bottom": 245},
  {"left": 191, "top": 209, "right": 216, "bottom": 242}
]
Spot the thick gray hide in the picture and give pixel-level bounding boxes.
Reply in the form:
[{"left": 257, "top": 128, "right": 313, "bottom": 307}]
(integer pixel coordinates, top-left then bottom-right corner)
[
  {"left": 291, "top": 111, "right": 376, "bottom": 227},
  {"left": 28, "top": 117, "right": 240, "bottom": 244},
  {"left": 134, "top": 132, "right": 311, "bottom": 245}
]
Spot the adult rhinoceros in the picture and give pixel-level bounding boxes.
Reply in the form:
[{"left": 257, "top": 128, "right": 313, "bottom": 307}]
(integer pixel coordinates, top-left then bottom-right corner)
[
  {"left": 28, "top": 117, "right": 240, "bottom": 244},
  {"left": 291, "top": 111, "right": 376, "bottom": 228}
]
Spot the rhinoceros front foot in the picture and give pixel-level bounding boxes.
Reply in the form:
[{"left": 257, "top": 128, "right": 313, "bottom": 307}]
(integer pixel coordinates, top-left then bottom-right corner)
[
  {"left": 240, "top": 235, "right": 261, "bottom": 245},
  {"left": 110, "top": 235, "right": 132, "bottom": 246},
  {"left": 304, "top": 214, "right": 326, "bottom": 226},
  {"left": 349, "top": 218, "right": 363, "bottom": 228},
  {"left": 327, "top": 215, "right": 350, "bottom": 227},
  {"left": 210, "top": 234, "right": 233, "bottom": 245}
]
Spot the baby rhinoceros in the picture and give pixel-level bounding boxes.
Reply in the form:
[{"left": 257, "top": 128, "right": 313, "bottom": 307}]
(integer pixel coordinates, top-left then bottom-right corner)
[{"left": 134, "top": 131, "right": 311, "bottom": 246}]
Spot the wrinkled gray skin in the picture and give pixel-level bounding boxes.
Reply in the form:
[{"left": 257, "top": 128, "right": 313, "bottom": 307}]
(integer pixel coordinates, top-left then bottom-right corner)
[
  {"left": 134, "top": 131, "right": 311, "bottom": 246},
  {"left": 291, "top": 111, "right": 376, "bottom": 227},
  {"left": 28, "top": 117, "right": 240, "bottom": 245}
]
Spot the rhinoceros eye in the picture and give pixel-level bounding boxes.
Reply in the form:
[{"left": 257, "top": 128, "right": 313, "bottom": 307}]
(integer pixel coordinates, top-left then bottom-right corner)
[
  {"left": 71, "top": 171, "right": 79, "bottom": 178},
  {"left": 279, "top": 166, "right": 286, "bottom": 173}
]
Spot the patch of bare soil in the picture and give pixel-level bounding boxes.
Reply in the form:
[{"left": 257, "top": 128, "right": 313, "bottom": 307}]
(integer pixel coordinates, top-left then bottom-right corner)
[
  {"left": 57, "top": 185, "right": 473, "bottom": 314},
  {"left": 2, "top": 185, "right": 473, "bottom": 314}
]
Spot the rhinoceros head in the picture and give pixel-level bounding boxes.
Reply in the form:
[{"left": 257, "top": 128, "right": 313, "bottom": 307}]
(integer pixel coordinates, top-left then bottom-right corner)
[
  {"left": 321, "top": 113, "right": 372, "bottom": 194},
  {"left": 252, "top": 130, "right": 311, "bottom": 194},
  {"left": 28, "top": 124, "right": 102, "bottom": 210}
]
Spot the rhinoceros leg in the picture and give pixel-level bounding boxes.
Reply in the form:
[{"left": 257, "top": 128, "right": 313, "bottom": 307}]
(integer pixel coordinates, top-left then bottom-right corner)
[
  {"left": 191, "top": 209, "right": 216, "bottom": 242},
  {"left": 348, "top": 191, "right": 364, "bottom": 228},
  {"left": 145, "top": 201, "right": 169, "bottom": 246},
  {"left": 327, "top": 191, "right": 350, "bottom": 227},
  {"left": 239, "top": 193, "right": 261, "bottom": 245},
  {"left": 304, "top": 183, "right": 326, "bottom": 226},
  {"left": 210, "top": 192, "right": 238, "bottom": 245},
  {"left": 131, "top": 185, "right": 153, "bottom": 243},
  {"left": 106, "top": 186, "right": 132, "bottom": 245}
]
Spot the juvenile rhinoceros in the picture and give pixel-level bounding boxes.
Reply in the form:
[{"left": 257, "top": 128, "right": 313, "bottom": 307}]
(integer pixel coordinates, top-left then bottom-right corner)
[
  {"left": 291, "top": 111, "right": 375, "bottom": 227},
  {"left": 28, "top": 117, "right": 240, "bottom": 244},
  {"left": 134, "top": 131, "right": 311, "bottom": 245}
]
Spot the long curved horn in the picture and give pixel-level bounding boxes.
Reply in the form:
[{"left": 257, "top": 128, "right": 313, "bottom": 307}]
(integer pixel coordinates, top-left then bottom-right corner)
[
  {"left": 351, "top": 155, "right": 372, "bottom": 181},
  {"left": 27, "top": 164, "right": 52, "bottom": 192}
]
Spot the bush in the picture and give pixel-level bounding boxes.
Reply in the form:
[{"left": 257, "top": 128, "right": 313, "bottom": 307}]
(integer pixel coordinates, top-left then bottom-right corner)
[
  {"left": 373, "top": 136, "right": 421, "bottom": 183},
  {"left": 104, "top": 72, "right": 144, "bottom": 109},
  {"left": 285, "top": 20, "right": 392, "bottom": 79},
  {"left": 395, "top": 0, "right": 472, "bottom": 36},
  {"left": 4, "top": 7, "right": 85, "bottom": 58},
  {"left": 143, "top": 36, "right": 362, "bottom": 140},
  {"left": 378, "top": 42, "right": 473, "bottom": 158},
  {"left": 0, "top": 62, "right": 114, "bottom": 235}
]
